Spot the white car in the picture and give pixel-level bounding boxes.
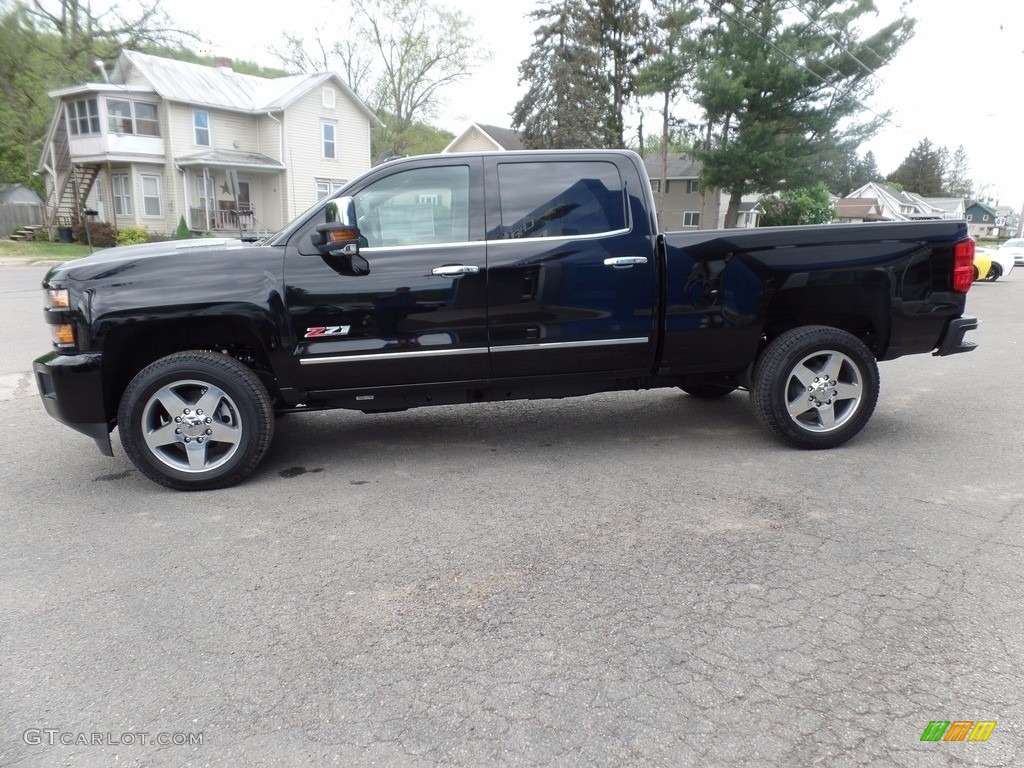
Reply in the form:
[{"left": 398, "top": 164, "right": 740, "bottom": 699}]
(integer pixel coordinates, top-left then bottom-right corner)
[
  {"left": 975, "top": 244, "right": 1015, "bottom": 281},
  {"left": 996, "top": 238, "right": 1024, "bottom": 268}
]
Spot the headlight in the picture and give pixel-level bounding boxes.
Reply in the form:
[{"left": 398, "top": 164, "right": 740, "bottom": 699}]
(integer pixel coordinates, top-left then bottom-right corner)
[{"left": 45, "top": 288, "right": 70, "bottom": 309}]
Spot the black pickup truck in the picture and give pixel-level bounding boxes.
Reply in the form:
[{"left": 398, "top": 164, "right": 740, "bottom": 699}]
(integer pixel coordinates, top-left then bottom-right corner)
[{"left": 34, "top": 150, "right": 978, "bottom": 490}]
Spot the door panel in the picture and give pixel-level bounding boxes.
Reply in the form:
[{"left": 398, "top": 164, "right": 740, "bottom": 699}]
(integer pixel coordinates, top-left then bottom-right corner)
[
  {"left": 284, "top": 160, "right": 489, "bottom": 391},
  {"left": 484, "top": 157, "right": 658, "bottom": 377}
]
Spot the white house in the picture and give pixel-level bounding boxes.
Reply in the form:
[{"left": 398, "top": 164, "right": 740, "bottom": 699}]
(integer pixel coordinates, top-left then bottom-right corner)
[
  {"left": 38, "top": 50, "right": 382, "bottom": 237},
  {"left": 842, "top": 182, "right": 951, "bottom": 222}
]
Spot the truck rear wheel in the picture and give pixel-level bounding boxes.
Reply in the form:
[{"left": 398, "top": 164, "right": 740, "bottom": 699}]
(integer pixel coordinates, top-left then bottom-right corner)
[
  {"left": 751, "top": 326, "right": 878, "bottom": 449},
  {"left": 117, "top": 351, "right": 274, "bottom": 490}
]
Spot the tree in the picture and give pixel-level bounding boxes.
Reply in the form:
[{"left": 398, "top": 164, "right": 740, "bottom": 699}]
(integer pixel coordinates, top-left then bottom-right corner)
[
  {"left": 0, "top": 1, "right": 197, "bottom": 191},
  {"left": 854, "top": 150, "right": 880, "bottom": 189},
  {"left": 886, "top": 138, "right": 944, "bottom": 196},
  {"left": 24, "top": 0, "right": 198, "bottom": 70},
  {"left": 944, "top": 144, "right": 973, "bottom": 199},
  {"left": 758, "top": 183, "right": 835, "bottom": 226},
  {"left": 591, "top": 0, "right": 650, "bottom": 148},
  {"left": 512, "top": 0, "right": 607, "bottom": 148},
  {"left": 690, "top": 0, "right": 914, "bottom": 227},
  {"left": 636, "top": 0, "right": 700, "bottom": 211},
  {"left": 273, "top": 0, "right": 482, "bottom": 158}
]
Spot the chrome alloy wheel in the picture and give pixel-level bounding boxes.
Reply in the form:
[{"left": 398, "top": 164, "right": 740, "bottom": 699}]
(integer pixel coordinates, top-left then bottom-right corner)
[
  {"left": 784, "top": 350, "right": 863, "bottom": 433},
  {"left": 141, "top": 379, "right": 243, "bottom": 472}
]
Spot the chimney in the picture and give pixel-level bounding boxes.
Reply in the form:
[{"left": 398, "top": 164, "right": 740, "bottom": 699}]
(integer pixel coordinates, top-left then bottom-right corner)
[{"left": 213, "top": 57, "right": 233, "bottom": 72}]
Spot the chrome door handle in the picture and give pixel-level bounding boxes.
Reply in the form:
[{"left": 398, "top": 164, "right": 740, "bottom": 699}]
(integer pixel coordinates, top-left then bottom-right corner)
[
  {"left": 603, "top": 256, "right": 648, "bottom": 268},
  {"left": 431, "top": 264, "right": 481, "bottom": 276}
]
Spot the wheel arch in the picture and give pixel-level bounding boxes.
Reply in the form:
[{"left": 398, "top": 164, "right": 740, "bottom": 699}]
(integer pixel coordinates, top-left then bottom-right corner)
[
  {"left": 761, "top": 281, "right": 890, "bottom": 357},
  {"left": 101, "top": 313, "right": 283, "bottom": 424}
]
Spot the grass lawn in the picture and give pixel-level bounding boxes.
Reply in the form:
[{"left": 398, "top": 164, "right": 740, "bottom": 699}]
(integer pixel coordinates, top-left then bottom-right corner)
[{"left": 0, "top": 239, "right": 95, "bottom": 262}]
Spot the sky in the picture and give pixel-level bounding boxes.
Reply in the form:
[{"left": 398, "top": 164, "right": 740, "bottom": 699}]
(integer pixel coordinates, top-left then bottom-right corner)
[{"left": 166, "top": 0, "right": 1024, "bottom": 211}]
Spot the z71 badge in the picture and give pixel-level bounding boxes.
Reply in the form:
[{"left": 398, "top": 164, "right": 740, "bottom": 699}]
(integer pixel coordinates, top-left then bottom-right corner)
[{"left": 304, "top": 326, "right": 351, "bottom": 338}]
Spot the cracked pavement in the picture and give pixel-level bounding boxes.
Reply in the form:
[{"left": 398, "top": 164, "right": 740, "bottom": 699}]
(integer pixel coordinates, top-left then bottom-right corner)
[{"left": 1, "top": 266, "right": 1021, "bottom": 767}]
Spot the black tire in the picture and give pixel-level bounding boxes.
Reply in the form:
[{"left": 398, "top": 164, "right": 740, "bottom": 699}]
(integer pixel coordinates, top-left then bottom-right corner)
[
  {"left": 679, "top": 383, "right": 737, "bottom": 398},
  {"left": 751, "top": 326, "right": 879, "bottom": 450},
  {"left": 983, "top": 264, "right": 1001, "bottom": 281},
  {"left": 117, "top": 351, "right": 274, "bottom": 490}
]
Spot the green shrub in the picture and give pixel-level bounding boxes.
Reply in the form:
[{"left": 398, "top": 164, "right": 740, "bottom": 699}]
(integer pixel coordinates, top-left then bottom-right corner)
[
  {"left": 33, "top": 229, "right": 51, "bottom": 242},
  {"left": 173, "top": 216, "right": 192, "bottom": 240},
  {"left": 72, "top": 220, "right": 117, "bottom": 248},
  {"left": 117, "top": 226, "right": 150, "bottom": 246}
]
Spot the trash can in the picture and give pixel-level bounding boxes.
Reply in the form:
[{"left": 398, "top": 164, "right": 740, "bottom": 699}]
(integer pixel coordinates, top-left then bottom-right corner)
[{"left": 57, "top": 226, "right": 74, "bottom": 243}]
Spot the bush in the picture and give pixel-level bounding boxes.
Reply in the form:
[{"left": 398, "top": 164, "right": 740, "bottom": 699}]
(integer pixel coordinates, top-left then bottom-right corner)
[
  {"left": 117, "top": 226, "right": 150, "bottom": 246},
  {"left": 33, "top": 229, "right": 51, "bottom": 242},
  {"left": 71, "top": 220, "right": 117, "bottom": 248},
  {"left": 173, "top": 216, "right": 192, "bottom": 240},
  {"left": 147, "top": 232, "right": 172, "bottom": 243}
]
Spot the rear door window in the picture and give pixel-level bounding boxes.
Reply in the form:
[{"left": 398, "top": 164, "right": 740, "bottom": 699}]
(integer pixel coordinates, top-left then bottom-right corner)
[{"left": 490, "top": 161, "right": 626, "bottom": 240}]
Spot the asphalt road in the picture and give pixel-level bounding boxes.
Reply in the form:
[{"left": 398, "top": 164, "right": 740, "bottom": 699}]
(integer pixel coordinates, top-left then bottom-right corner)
[{"left": 1, "top": 264, "right": 1021, "bottom": 767}]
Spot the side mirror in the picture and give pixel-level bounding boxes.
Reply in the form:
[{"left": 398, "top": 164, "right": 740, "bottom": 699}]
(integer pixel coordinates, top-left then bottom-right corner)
[{"left": 310, "top": 196, "right": 369, "bottom": 275}]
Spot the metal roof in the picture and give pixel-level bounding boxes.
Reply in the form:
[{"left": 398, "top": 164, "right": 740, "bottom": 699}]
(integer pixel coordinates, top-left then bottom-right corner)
[
  {"left": 175, "top": 149, "right": 286, "bottom": 171},
  {"left": 111, "top": 51, "right": 381, "bottom": 125}
]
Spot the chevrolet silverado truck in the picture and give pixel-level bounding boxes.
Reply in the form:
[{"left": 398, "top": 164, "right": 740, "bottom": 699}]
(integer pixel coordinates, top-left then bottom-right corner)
[{"left": 34, "top": 150, "right": 978, "bottom": 490}]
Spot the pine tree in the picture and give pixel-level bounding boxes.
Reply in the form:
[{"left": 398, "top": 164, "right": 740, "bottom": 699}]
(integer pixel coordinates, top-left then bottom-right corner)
[
  {"left": 887, "top": 139, "right": 945, "bottom": 196},
  {"left": 512, "top": 0, "right": 608, "bottom": 149},
  {"left": 944, "top": 144, "right": 973, "bottom": 199},
  {"left": 591, "top": 0, "right": 650, "bottom": 148},
  {"left": 690, "top": 0, "right": 914, "bottom": 227}
]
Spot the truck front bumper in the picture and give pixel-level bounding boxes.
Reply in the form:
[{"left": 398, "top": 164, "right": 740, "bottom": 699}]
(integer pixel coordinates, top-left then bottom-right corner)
[
  {"left": 933, "top": 316, "right": 979, "bottom": 356},
  {"left": 33, "top": 351, "right": 113, "bottom": 456}
]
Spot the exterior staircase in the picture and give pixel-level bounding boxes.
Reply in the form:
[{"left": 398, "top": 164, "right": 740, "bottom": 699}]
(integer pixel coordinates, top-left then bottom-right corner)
[{"left": 41, "top": 121, "right": 100, "bottom": 233}]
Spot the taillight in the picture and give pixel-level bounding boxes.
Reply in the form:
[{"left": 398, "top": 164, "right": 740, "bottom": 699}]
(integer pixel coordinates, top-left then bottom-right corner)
[{"left": 952, "top": 239, "right": 975, "bottom": 293}]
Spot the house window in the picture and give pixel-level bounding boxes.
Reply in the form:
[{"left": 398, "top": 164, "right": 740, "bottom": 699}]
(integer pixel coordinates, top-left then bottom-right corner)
[
  {"left": 107, "top": 100, "right": 160, "bottom": 136},
  {"left": 418, "top": 194, "right": 439, "bottom": 205},
  {"left": 650, "top": 180, "right": 660, "bottom": 193},
  {"left": 315, "top": 179, "right": 346, "bottom": 201},
  {"left": 111, "top": 173, "right": 133, "bottom": 216},
  {"left": 966, "top": 214, "right": 973, "bottom": 221},
  {"left": 135, "top": 103, "right": 159, "bottom": 136},
  {"left": 322, "top": 87, "right": 336, "bottom": 109},
  {"left": 67, "top": 98, "right": 100, "bottom": 135},
  {"left": 193, "top": 110, "right": 210, "bottom": 146},
  {"left": 683, "top": 211, "right": 700, "bottom": 227},
  {"left": 322, "top": 122, "right": 336, "bottom": 159},
  {"left": 141, "top": 174, "right": 162, "bottom": 217},
  {"left": 686, "top": 179, "right": 700, "bottom": 193},
  {"left": 983, "top": 214, "right": 989, "bottom": 221}
]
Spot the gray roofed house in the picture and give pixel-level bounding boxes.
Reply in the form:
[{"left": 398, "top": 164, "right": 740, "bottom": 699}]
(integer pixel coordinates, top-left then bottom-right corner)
[
  {"left": 443, "top": 123, "right": 525, "bottom": 153},
  {"left": 38, "top": 50, "right": 383, "bottom": 237},
  {"left": 844, "top": 182, "right": 947, "bottom": 222}
]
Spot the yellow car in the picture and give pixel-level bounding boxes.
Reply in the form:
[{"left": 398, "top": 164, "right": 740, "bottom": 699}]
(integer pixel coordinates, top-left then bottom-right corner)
[{"left": 974, "top": 250, "right": 993, "bottom": 283}]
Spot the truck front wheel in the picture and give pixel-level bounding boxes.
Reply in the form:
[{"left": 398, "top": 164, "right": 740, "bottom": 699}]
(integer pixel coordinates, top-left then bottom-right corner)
[
  {"left": 751, "top": 326, "right": 879, "bottom": 449},
  {"left": 117, "top": 351, "right": 274, "bottom": 490}
]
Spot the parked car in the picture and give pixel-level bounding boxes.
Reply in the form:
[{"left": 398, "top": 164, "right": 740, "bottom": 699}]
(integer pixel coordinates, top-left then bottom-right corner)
[
  {"left": 974, "top": 250, "right": 993, "bottom": 282},
  {"left": 996, "top": 238, "right": 1024, "bottom": 268},
  {"left": 974, "top": 244, "right": 1014, "bottom": 280}
]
